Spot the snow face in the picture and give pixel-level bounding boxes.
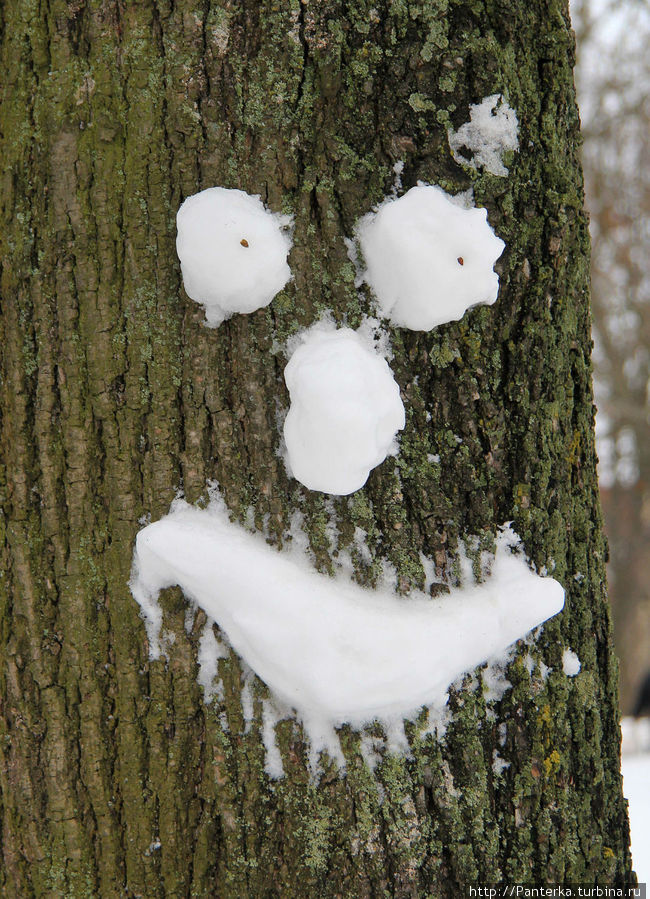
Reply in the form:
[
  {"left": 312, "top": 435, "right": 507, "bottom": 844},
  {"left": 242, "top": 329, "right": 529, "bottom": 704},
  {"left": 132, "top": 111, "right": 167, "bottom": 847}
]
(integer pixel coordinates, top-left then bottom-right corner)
[
  {"left": 283, "top": 326, "right": 405, "bottom": 494},
  {"left": 448, "top": 94, "right": 519, "bottom": 177},
  {"left": 356, "top": 184, "right": 505, "bottom": 331},
  {"left": 176, "top": 187, "right": 293, "bottom": 327},
  {"left": 131, "top": 500, "right": 564, "bottom": 767}
]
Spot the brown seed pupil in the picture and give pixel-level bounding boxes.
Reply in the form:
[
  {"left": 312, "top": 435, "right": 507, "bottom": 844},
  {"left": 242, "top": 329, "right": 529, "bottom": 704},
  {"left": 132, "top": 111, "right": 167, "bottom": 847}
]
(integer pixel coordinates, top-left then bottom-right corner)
[
  {"left": 457, "top": 256, "right": 464, "bottom": 265},
  {"left": 240, "top": 238, "right": 249, "bottom": 247}
]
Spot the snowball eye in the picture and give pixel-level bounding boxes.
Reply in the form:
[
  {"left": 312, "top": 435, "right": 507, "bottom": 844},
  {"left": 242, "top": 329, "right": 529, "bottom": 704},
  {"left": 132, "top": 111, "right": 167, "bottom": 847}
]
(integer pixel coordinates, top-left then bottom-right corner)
[
  {"left": 356, "top": 184, "right": 505, "bottom": 331},
  {"left": 176, "top": 187, "right": 293, "bottom": 327},
  {"left": 283, "top": 327, "right": 405, "bottom": 495}
]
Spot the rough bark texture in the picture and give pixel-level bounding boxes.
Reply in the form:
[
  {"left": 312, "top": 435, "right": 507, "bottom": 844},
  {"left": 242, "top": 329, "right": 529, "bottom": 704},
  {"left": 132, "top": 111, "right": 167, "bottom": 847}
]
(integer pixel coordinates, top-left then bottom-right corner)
[{"left": 0, "top": 0, "right": 634, "bottom": 896}]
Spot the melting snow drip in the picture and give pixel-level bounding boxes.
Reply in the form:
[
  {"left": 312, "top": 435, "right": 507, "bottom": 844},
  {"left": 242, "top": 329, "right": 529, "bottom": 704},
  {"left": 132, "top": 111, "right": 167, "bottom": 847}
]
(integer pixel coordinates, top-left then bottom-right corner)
[
  {"left": 448, "top": 94, "right": 519, "bottom": 177},
  {"left": 130, "top": 499, "right": 564, "bottom": 774}
]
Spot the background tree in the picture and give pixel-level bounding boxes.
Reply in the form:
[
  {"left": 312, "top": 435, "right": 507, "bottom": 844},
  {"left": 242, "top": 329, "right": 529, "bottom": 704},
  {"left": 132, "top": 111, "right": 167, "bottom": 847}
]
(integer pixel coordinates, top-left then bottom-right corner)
[
  {"left": 572, "top": 0, "right": 650, "bottom": 714},
  {"left": 0, "top": 0, "right": 634, "bottom": 896}
]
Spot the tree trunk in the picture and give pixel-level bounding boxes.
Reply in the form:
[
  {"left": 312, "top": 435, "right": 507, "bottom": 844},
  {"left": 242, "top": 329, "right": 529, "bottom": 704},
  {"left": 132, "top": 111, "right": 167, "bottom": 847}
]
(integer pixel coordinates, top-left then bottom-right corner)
[{"left": 0, "top": 1, "right": 634, "bottom": 896}]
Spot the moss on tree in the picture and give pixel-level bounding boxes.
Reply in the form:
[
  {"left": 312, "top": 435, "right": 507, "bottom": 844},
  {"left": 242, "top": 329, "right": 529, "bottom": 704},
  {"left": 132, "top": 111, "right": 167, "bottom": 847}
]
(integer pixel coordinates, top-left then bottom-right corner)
[{"left": 0, "top": 0, "right": 633, "bottom": 896}]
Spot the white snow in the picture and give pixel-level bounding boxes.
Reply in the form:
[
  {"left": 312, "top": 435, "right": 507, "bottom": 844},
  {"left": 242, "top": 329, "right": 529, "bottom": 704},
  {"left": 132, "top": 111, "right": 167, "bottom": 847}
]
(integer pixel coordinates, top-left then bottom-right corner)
[
  {"left": 623, "top": 753, "right": 650, "bottom": 885},
  {"left": 197, "top": 618, "right": 228, "bottom": 702},
  {"left": 359, "top": 732, "right": 384, "bottom": 771},
  {"left": 130, "top": 499, "right": 564, "bottom": 769},
  {"left": 621, "top": 716, "right": 650, "bottom": 756},
  {"left": 562, "top": 648, "right": 581, "bottom": 676},
  {"left": 176, "top": 187, "right": 293, "bottom": 326},
  {"left": 354, "top": 527, "right": 373, "bottom": 565},
  {"left": 419, "top": 551, "right": 437, "bottom": 594},
  {"left": 621, "top": 717, "right": 650, "bottom": 885},
  {"left": 261, "top": 698, "right": 288, "bottom": 779},
  {"left": 353, "top": 315, "right": 394, "bottom": 361},
  {"left": 240, "top": 670, "right": 255, "bottom": 732},
  {"left": 523, "top": 653, "right": 536, "bottom": 675},
  {"left": 482, "top": 655, "right": 513, "bottom": 703},
  {"left": 392, "top": 159, "right": 405, "bottom": 194},
  {"left": 356, "top": 184, "right": 505, "bottom": 331},
  {"left": 448, "top": 94, "right": 519, "bottom": 177},
  {"left": 283, "top": 325, "right": 405, "bottom": 494},
  {"left": 492, "top": 750, "right": 510, "bottom": 775}
]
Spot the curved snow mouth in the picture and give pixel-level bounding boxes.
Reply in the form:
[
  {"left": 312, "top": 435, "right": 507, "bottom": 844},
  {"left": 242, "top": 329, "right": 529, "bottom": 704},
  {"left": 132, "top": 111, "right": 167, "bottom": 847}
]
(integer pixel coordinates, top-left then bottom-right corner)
[{"left": 130, "top": 498, "right": 564, "bottom": 771}]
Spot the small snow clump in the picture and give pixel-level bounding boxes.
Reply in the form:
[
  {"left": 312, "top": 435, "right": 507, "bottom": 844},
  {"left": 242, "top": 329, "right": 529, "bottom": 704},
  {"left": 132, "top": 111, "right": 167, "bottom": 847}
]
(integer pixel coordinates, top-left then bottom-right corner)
[
  {"left": 448, "top": 94, "right": 519, "bottom": 177},
  {"left": 283, "top": 326, "right": 405, "bottom": 494},
  {"left": 562, "top": 648, "right": 581, "bottom": 677},
  {"left": 176, "top": 187, "right": 293, "bottom": 326},
  {"left": 356, "top": 184, "right": 505, "bottom": 331}
]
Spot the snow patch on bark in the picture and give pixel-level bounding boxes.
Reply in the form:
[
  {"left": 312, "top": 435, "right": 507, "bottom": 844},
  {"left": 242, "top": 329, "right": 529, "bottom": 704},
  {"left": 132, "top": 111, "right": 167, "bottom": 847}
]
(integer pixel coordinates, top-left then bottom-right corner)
[
  {"left": 562, "top": 648, "right": 581, "bottom": 676},
  {"left": 448, "top": 94, "right": 519, "bottom": 176}
]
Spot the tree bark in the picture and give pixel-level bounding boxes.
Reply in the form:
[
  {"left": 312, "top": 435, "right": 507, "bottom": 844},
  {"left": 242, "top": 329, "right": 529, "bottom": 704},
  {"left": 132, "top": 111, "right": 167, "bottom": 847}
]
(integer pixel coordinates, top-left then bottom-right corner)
[{"left": 0, "top": 0, "right": 634, "bottom": 896}]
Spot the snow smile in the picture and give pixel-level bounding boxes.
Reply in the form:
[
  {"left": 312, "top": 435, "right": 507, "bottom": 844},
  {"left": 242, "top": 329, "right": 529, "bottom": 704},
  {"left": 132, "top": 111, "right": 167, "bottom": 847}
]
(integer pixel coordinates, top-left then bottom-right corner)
[{"left": 131, "top": 499, "right": 564, "bottom": 767}]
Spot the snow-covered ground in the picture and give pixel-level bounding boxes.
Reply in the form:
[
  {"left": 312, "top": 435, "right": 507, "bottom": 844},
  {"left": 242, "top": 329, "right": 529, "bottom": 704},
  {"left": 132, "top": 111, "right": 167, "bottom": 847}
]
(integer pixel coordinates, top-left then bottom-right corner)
[{"left": 621, "top": 717, "right": 650, "bottom": 883}]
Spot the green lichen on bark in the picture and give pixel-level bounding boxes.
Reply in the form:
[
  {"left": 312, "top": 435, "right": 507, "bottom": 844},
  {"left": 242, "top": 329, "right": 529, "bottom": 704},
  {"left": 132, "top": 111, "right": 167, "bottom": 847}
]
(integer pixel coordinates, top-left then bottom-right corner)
[{"left": 0, "top": 0, "right": 633, "bottom": 896}]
